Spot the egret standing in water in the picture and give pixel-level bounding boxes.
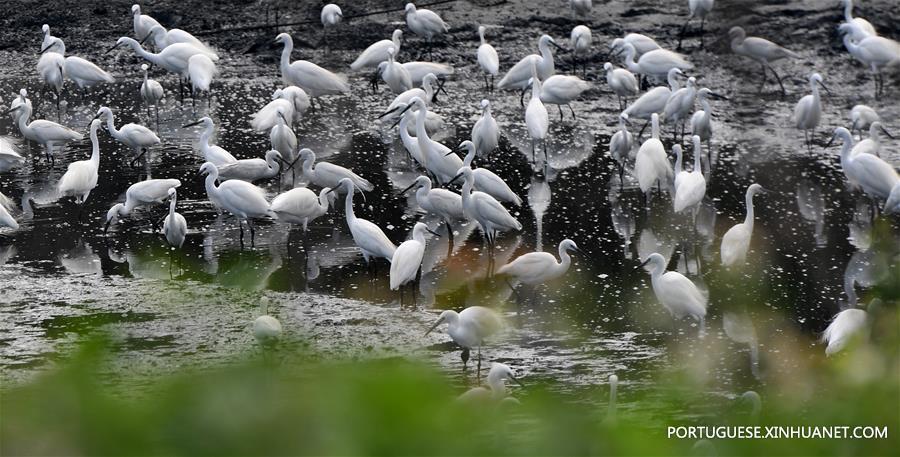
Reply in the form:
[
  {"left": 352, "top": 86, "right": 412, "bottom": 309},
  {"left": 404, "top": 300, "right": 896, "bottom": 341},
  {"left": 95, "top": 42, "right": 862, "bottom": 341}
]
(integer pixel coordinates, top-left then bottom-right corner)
[
  {"left": 399, "top": 175, "right": 465, "bottom": 243},
  {"left": 58, "top": 119, "right": 102, "bottom": 207},
  {"left": 296, "top": 148, "right": 373, "bottom": 192},
  {"left": 623, "top": 68, "right": 682, "bottom": 126},
  {"left": 270, "top": 108, "right": 298, "bottom": 180},
  {"left": 107, "top": 37, "right": 215, "bottom": 101},
  {"left": 142, "top": 24, "right": 218, "bottom": 60},
  {"left": 639, "top": 252, "right": 708, "bottom": 337},
  {"left": 525, "top": 67, "right": 549, "bottom": 162},
  {"left": 163, "top": 187, "right": 187, "bottom": 249},
  {"left": 609, "top": 112, "right": 634, "bottom": 186},
  {"left": 690, "top": 87, "right": 726, "bottom": 161},
  {"left": 457, "top": 362, "right": 524, "bottom": 404},
  {"left": 274, "top": 33, "right": 349, "bottom": 104},
  {"left": 404, "top": 3, "right": 449, "bottom": 59},
  {"left": 677, "top": 0, "right": 714, "bottom": 49},
  {"left": 41, "top": 37, "right": 115, "bottom": 92},
  {"left": 452, "top": 166, "right": 521, "bottom": 249},
  {"left": 728, "top": 26, "right": 799, "bottom": 95},
  {"left": 451, "top": 141, "right": 521, "bottom": 206},
  {"left": 822, "top": 306, "right": 868, "bottom": 356},
  {"left": 794, "top": 73, "right": 830, "bottom": 152},
  {"left": 673, "top": 137, "right": 706, "bottom": 215},
  {"left": 615, "top": 42, "right": 693, "bottom": 83},
  {"left": 539, "top": 73, "right": 591, "bottom": 121},
  {"left": 662, "top": 75, "right": 697, "bottom": 143},
  {"left": 37, "top": 37, "right": 65, "bottom": 111},
  {"left": 426, "top": 305, "right": 503, "bottom": 374},
  {"left": 497, "top": 239, "right": 581, "bottom": 290},
  {"left": 140, "top": 64, "right": 164, "bottom": 127},
  {"left": 8, "top": 89, "right": 32, "bottom": 124},
  {"left": 828, "top": 127, "right": 899, "bottom": 210},
  {"left": 472, "top": 99, "right": 500, "bottom": 156},
  {"left": 188, "top": 54, "right": 217, "bottom": 108},
  {"left": 570, "top": 25, "right": 592, "bottom": 77},
  {"left": 270, "top": 186, "right": 333, "bottom": 234},
  {"left": 498, "top": 35, "right": 565, "bottom": 102},
  {"left": 380, "top": 47, "right": 413, "bottom": 94},
  {"left": 390, "top": 222, "right": 438, "bottom": 305},
  {"left": 0, "top": 193, "right": 18, "bottom": 230},
  {"left": 351, "top": 29, "right": 403, "bottom": 90},
  {"left": 721, "top": 183, "right": 765, "bottom": 267},
  {"left": 634, "top": 113, "right": 673, "bottom": 202},
  {"left": 105, "top": 178, "right": 182, "bottom": 233},
  {"left": 183, "top": 117, "right": 238, "bottom": 167},
  {"left": 199, "top": 162, "right": 276, "bottom": 245},
  {"left": 330, "top": 178, "right": 397, "bottom": 270},
  {"left": 217, "top": 150, "right": 283, "bottom": 183},
  {"left": 477, "top": 25, "right": 500, "bottom": 91},
  {"left": 6, "top": 102, "right": 83, "bottom": 164},
  {"left": 605, "top": 62, "right": 638, "bottom": 110},
  {"left": 95, "top": 106, "right": 161, "bottom": 166},
  {"left": 838, "top": 23, "right": 900, "bottom": 98},
  {"left": 0, "top": 137, "right": 24, "bottom": 172}
]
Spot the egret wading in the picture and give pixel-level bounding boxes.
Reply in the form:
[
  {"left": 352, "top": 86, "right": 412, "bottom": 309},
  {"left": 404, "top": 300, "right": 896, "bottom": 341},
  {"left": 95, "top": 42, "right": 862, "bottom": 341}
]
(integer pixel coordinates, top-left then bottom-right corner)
[
  {"left": 6, "top": 102, "right": 83, "bottom": 164},
  {"left": 274, "top": 33, "right": 349, "bottom": 105},
  {"left": 270, "top": 186, "right": 333, "bottom": 235},
  {"left": 95, "top": 106, "right": 161, "bottom": 167},
  {"left": 728, "top": 26, "right": 799, "bottom": 95},
  {"left": 426, "top": 305, "right": 503, "bottom": 375},
  {"left": 498, "top": 34, "right": 566, "bottom": 105},
  {"left": 105, "top": 178, "right": 182, "bottom": 233},
  {"left": 794, "top": 73, "right": 830, "bottom": 152},
  {"left": 140, "top": 64, "right": 164, "bottom": 127},
  {"left": 330, "top": 178, "right": 396, "bottom": 271},
  {"left": 399, "top": 175, "right": 465, "bottom": 244},
  {"left": 295, "top": 148, "right": 373, "bottom": 192},
  {"left": 525, "top": 66, "right": 550, "bottom": 162},
  {"left": 390, "top": 222, "right": 439, "bottom": 306},
  {"left": 472, "top": 99, "right": 500, "bottom": 157},
  {"left": 162, "top": 187, "right": 187, "bottom": 249},
  {"left": 183, "top": 117, "right": 238, "bottom": 167},
  {"left": 609, "top": 112, "right": 634, "bottom": 187},
  {"left": 639, "top": 252, "right": 708, "bottom": 337},
  {"left": 457, "top": 362, "right": 524, "bottom": 404},
  {"left": 451, "top": 166, "right": 521, "bottom": 251},
  {"left": 58, "top": 119, "right": 103, "bottom": 209},
  {"left": 199, "top": 162, "right": 276, "bottom": 246},
  {"left": 721, "top": 183, "right": 766, "bottom": 267},
  {"left": 634, "top": 113, "right": 673, "bottom": 203},
  {"left": 497, "top": 239, "right": 581, "bottom": 296},
  {"left": 450, "top": 140, "right": 521, "bottom": 206}
]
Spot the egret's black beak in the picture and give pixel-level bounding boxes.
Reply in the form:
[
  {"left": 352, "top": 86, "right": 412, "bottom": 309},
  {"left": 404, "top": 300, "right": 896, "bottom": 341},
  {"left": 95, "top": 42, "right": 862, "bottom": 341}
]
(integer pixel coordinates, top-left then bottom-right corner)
[
  {"left": 182, "top": 120, "right": 203, "bottom": 128},
  {"left": 4, "top": 106, "right": 21, "bottom": 115},
  {"left": 637, "top": 257, "right": 652, "bottom": 270},
  {"left": 390, "top": 116, "right": 403, "bottom": 129},
  {"left": 424, "top": 318, "right": 443, "bottom": 335},
  {"left": 40, "top": 44, "right": 53, "bottom": 54},
  {"left": 551, "top": 42, "right": 569, "bottom": 53},
  {"left": 509, "top": 374, "right": 525, "bottom": 388},
  {"left": 818, "top": 81, "right": 832, "bottom": 96},
  {"left": 139, "top": 33, "right": 152, "bottom": 46},
  {"left": 446, "top": 172, "right": 464, "bottom": 187},
  {"left": 379, "top": 105, "right": 402, "bottom": 119},
  {"left": 437, "top": 78, "right": 449, "bottom": 96},
  {"left": 709, "top": 92, "right": 729, "bottom": 101},
  {"left": 92, "top": 113, "right": 102, "bottom": 120},
  {"left": 824, "top": 135, "right": 837, "bottom": 149},
  {"left": 105, "top": 43, "right": 120, "bottom": 54},
  {"left": 880, "top": 125, "right": 894, "bottom": 139},
  {"left": 574, "top": 247, "right": 586, "bottom": 255},
  {"left": 398, "top": 181, "right": 418, "bottom": 196},
  {"left": 426, "top": 228, "right": 440, "bottom": 237}
]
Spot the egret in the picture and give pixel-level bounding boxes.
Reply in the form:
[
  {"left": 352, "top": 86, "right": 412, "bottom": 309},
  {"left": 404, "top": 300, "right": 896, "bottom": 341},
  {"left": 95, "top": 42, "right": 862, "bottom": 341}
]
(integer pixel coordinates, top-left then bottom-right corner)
[
  {"left": 107, "top": 37, "right": 215, "bottom": 99},
  {"left": 395, "top": 103, "right": 441, "bottom": 163},
  {"left": 41, "top": 24, "right": 53, "bottom": 50},
  {"left": 105, "top": 178, "right": 182, "bottom": 233},
  {"left": 217, "top": 150, "right": 283, "bottom": 183},
  {"left": 330, "top": 177, "right": 397, "bottom": 266},
  {"left": 0, "top": 137, "right": 24, "bottom": 172},
  {"left": 477, "top": 25, "right": 500, "bottom": 91},
  {"left": 296, "top": 148, "right": 373, "bottom": 192},
  {"left": 403, "top": 62, "right": 454, "bottom": 87},
  {"left": 253, "top": 314, "right": 283, "bottom": 346},
  {"left": 690, "top": 88, "right": 727, "bottom": 160},
  {"left": 605, "top": 374, "right": 618, "bottom": 424},
  {"left": 570, "top": 25, "right": 592, "bottom": 76},
  {"left": 425, "top": 305, "right": 502, "bottom": 372},
  {"left": 849, "top": 104, "right": 879, "bottom": 134},
  {"left": 270, "top": 108, "right": 298, "bottom": 175},
  {"left": 721, "top": 183, "right": 765, "bottom": 267},
  {"left": 380, "top": 73, "right": 441, "bottom": 119},
  {"left": 497, "top": 239, "right": 581, "bottom": 288},
  {"left": 677, "top": 0, "right": 714, "bottom": 49},
  {"left": 498, "top": 35, "right": 565, "bottom": 100},
  {"left": 399, "top": 175, "right": 465, "bottom": 240},
  {"left": 95, "top": 106, "right": 161, "bottom": 165},
  {"left": 452, "top": 140, "right": 521, "bottom": 206},
  {"left": 8, "top": 89, "right": 32, "bottom": 124},
  {"left": 634, "top": 113, "right": 673, "bottom": 200},
  {"left": 822, "top": 307, "right": 868, "bottom": 356},
  {"left": 143, "top": 24, "right": 218, "bottom": 60},
  {"left": 58, "top": 119, "right": 102, "bottom": 206},
  {"left": 351, "top": 29, "right": 403, "bottom": 88},
  {"left": 251, "top": 87, "right": 309, "bottom": 131},
  {"left": 271, "top": 186, "right": 333, "bottom": 232},
  {"left": 396, "top": 97, "right": 460, "bottom": 184},
  {"left": 36, "top": 41, "right": 65, "bottom": 110},
  {"left": 320, "top": 4, "right": 343, "bottom": 43},
  {"left": 381, "top": 47, "right": 413, "bottom": 94},
  {"left": 840, "top": 0, "right": 876, "bottom": 38},
  {"left": 569, "top": 0, "right": 592, "bottom": 17},
  {"left": 794, "top": 73, "right": 830, "bottom": 151},
  {"left": 609, "top": 112, "right": 634, "bottom": 186},
  {"left": 390, "top": 222, "right": 439, "bottom": 304},
  {"left": 275, "top": 33, "right": 350, "bottom": 101},
  {"left": 41, "top": 37, "right": 115, "bottom": 91},
  {"left": 728, "top": 26, "right": 799, "bottom": 94},
  {"left": 673, "top": 136, "right": 706, "bottom": 215},
  {"left": 539, "top": 74, "right": 591, "bottom": 121},
  {"left": 828, "top": 127, "right": 899, "bottom": 208},
  {"left": 885, "top": 185, "right": 900, "bottom": 214},
  {"left": 457, "top": 362, "right": 524, "bottom": 404},
  {"left": 0, "top": 193, "right": 17, "bottom": 230},
  {"left": 404, "top": 3, "right": 449, "bottom": 58},
  {"left": 140, "top": 64, "right": 164, "bottom": 125},
  {"left": 525, "top": 67, "right": 549, "bottom": 162},
  {"left": 662, "top": 76, "right": 697, "bottom": 142},
  {"left": 162, "top": 187, "right": 187, "bottom": 249},
  {"left": 615, "top": 42, "right": 693, "bottom": 82},
  {"left": 199, "top": 162, "right": 276, "bottom": 244},
  {"left": 639, "top": 253, "right": 708, "bottom": 337},
  {"left": 838, "top": 23, "right": 900, "bottom": 98},
  {"left": 132, "top": 4, "right": 161, "bottom": 41},
  {"left": 605, "top": 62, "right": 638, "bottom": 110},
  {"left": 452, "top": 166, "right": 521, "bottom": 247},
  {"left": 623, "top": 68, "right": 682, "bottom": 124},
  {"left": 610, "top": 34, "right": 661, "bottom": 58},
  {"left": 852, "top": 122, "right": 892, "bottom": 157},
  {"left": 182, "top": 117, "right": 238, "bottom": 167},
  {"left": 472, "top": 99, "right": 500, "bottom": 157},
  {"left": 6, "top": 102, "right": 83, "bottom": 164},
  {"left": 188, "top": 54, "right": 217, "bottom": 106}
]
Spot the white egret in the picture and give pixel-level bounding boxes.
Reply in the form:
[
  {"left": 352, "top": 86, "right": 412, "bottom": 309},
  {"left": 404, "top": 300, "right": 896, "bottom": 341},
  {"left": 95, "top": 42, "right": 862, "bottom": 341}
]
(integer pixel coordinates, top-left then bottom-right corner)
[
  {"left": 615, "top": 42, "right": 693, "bottom": 81},
  {"left": 381, "top": 47, "right": 413, "bottom": 94},
  {"left": 570, "top": 25, "right": 592, "bottom": 76},
  {"left": 662, "top": 76, "right": 697, "bottom": 142},
  {"left": 143, "top": 24, "right": 218, "bottom": 60},
  {"left": 394, "top": 103, "right": 441, "bottom": 164},
  {"left": 41, "top": 37, "right": 115, "bottom": 91},
  {"left": 828, "top": 127, "right": 899, "bottom": 207},
  {"left": 253, "top": 315, "right": 283, "bottom": 346},
  {"left": 162, "top": 187, "right": 187, "bottom": 249},
  {"left": 275, "top": 33, "right": 350, "bottom": 100},
  {"left": 58, "top": 119, "right": 102, "bottom": 205},
  {"left": 849, "top": 104, "right": 879, "bottom": 134},
  {"left": 270, "top": 108, "right": 298, "bottom": 172},
  {"left": 822, "top": 307, "right": 867, "bottom": 356},
  {"left": 296, "top": 148, "right": 373, "bottom": 192},
  {"left": 452, "top": 166, "right": 521, "bottom": 247},
  {"left": 403, "top": 62, "right": 454, "bottom": 87},
  {"left": 452, "top": 140, "right": 521, "bottom": 205},
  {"left": 0, "top": 137, "right": 24, "bottom": 172},
  {"left": 838, "top": 23, "right": 900, "bottom": 97},
  {"left": 610, "top": 34, "right": 661, "bottom": 58},
  {"left": 673, "top": 136, "right": 706, "bottom": 214},
  {"left": 728, "top": 26, "right": 799, "bottom": 94},
  {"left": 457, "top": 363, "right": 524, "bottom": 404},
  {"left": 140, "top": 64, "right": 164, "bottom": 125},
  {"left": 395, "top": 97, "right": 460, "bottom": 184},
  {"left": 41, "top": 24, "right": 53, "bottom": 50},
  {"left": 634, "top": 113, "right": 673, "bottom": 200},
  {"left": 331, "top": 177, "right": 397, "bottom": 266},
  {"left": 794, "top": 73, "right": 830, "bottom": 151},
  {"left": 472, "top": 99, "right": 500, "bottom": 157},
  {"left": 852, "top": 122, "right": 892, "bottom": 157},
  {"left": 390, "top": 222, "right": 439, "bottom": 304},
  {"left": 539, "top": 74, "right": 591, "bottom": 121},
  {"left": 132, "top": 4, "right": 161, "bottom": 41},
  {"left": 188, "top": 54, "right": 217, "bottom": 105},
  {"left": 182, "top": 117, "right": 238, "bottom": 167},
  {"left": 609, "top": 112, "right": 634, "bottom": 185},
  {"left": 404, "top": 3, "right": 449, "bottom": 58},
  {"left": 95, "top": 106, "right": 161, "bottom": 165},
  {"left": 677, "top": 0, "right": 715, "bottom": 49},
  {"left": 885, "top": 185, "right": 900, "bottom": 214},
  {"left": 477, "top": 25, "right": 500, "bottom": 91},
  {"left": 623, "top": 68, "right": 682, "bottom": 124},
  {"left": 321, "top": 4, "right": 343, "bottom": 40},
  {"left": 199, "top": 162, "right": 276, "bottom": 244},
  {"left": 108, "top": 37, "right": 215, "bottom": 99},
  {"left": 105, "top": 178, "right": 182, "bottom": 232},
  {"left": 639, "top": 252, "right": 708, "bottom": 337},
  {"left": 840, "top": 0, "right": 876, "bottom": 38},
  {"left": 8, "top": 89, "right": 32, "bottom": 124},
  {"left": 498, "top": 35, "right": 565, "bottom": 99},
  {"left": 525, "top": 67, "right": 549, "bottom": 162},
  {"left": 6, "top": 102, "right": 83, "bottom": 164},
  {"left": 380, "top": 73, "right": 441, "bottom": 119},
  {"left": 271, "top": 186, "right": 333, "bottom": 232},
  {"left": 604, "top": 62, "right": 638, "bottom": 110},
  {"left": 497, "top": 239, "right": 581, "bottom": 287},
  {"left": 251, "top": 87, "right": 309, "bottom": 131},
  {"left": 690, "top": 88, "right": 726, "bottom": 160},
  {"left": 425, "top": 305, "right": 502, "bottom": 372},
  {"left": 570, "top": 0, "right": 592, "bottom": 17},
  {"left": 399, "top": 175, "right": 465, "bottom": 237},
  {"left": 721, "top": 183, "right": 765, "bottom": 267},
  {"left": 217, "top": 150, "right": 283, "bottom": 182},
  {"left": 351, "top": 29, "right": 403, "bottom": 74},
  {"left": 37, "top": 39, "right": 65, "bottom": 109},
  {"left": 0, "top": 193, "right": 17, "bottom": 230}
]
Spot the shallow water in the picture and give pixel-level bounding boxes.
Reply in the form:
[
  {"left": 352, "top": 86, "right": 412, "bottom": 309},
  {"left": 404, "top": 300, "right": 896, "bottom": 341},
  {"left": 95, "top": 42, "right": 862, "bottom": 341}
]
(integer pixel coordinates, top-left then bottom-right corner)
[{"left": 1, "top": 0, "right": 898, "bottom": 417}]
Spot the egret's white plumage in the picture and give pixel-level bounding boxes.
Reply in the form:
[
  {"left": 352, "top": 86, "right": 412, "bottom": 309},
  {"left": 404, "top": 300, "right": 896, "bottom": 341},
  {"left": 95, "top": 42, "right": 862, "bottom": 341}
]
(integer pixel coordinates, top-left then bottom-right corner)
[
  {"left": 163, "top": 187, "right": 187, "bottom": 249},
  {"left": 404, "top": 3, "right": 449, "bottom": 43},
  {"left": 661, "top": 76, "right": 697, "bottom": 133},
  {"left": 184, "top": 117, "right": 237, "bottom": 167},
  {"left": 728, "top": 26, "right": 799, "bottom": 93},
  {"left": 539, "top": 74, "right": 590, "bottom": 118},
  {"left": 609, "top": 112, "right": 634, "bottom": 177},
  {"left": 831, "top": 127, "right": 899, "bottom": 204},
  {"left": 457, "top": 363, "right": 523, "bottom": 404},
  {"left": 477, "top": 25, "right": 500, "bottom": 88},
  {"left": 851, "top": 122, "right": 891, "bottom": 157},
  {"left": 673, "top": 136, "right": 706, "bottom": 214},
  {"left": 455, "top": 166, "right": 521, "bottom": 242},
  {"left": 321, "top": 4, "right": 343, "bottom": 28},
  {"left": 37, "top": 45, "right": 66, "bottom": 99},
  {"left": 400, "top": 97, "right": 460, "bottom": 184},
  {"left": 253, "top": 315, "right": 283, "bottom": 345},
  {"left": 0, "top": 136, "right": 24, "bottom": 172},
  {"left": 351, "top": 30, "right": 403, "bottom": 70},
  {"left": 641, "top": 252, "right": 708, "bottom": 336},
  {"left": 112, "top": 37, "right": 216, "bottom": 79},
  {"left": 822, "top": 308, "right": 867, "bottom": 356},
  {"left": 298, "top": 148, "right": 373, "bottom": 192},
  {"left": 840, "top": 0, "right": 876, "bottom": 38},
  {"left": 610, "top": 34, "right": 661, "bottom": 57},
  {"left": 402, "top": 62, "right": 454, "bottom": 85},
  {"left": 0, "top": 192, "right": 17, "bottom": 230},
  {"left": 497, "top": 239, "right": 579, "bottom": 285},
  {"left": 569, "top": 0, "right": 592, "bottom": 17},
  {"left": 623, "top": 68, "right": 682, "bottom": 120},
  {"left": 333, "top": 178, "right": 397, "bottom": 263},
  {"left": 849, "top": 104, "right": 879, "bottom": 134},
  {"left": 605, "top": 62, "right": 638, "bottom": 109},
  {"left": 457, "top": 141, "right": 521, "bottom": 205},
  {"left": 794, "top": 73, "right": 829, "bottom": 148},
  {"left": 140, "top": 64, "right": 164, "bottom": 120},
  {"left": 617, "top": 42, "right": 693, "bottom": 80},
  {"left": 403, "top": 175, "right": 465, "bottom": 223},
  {"left": 525, "top": 67, "right": 549, "bottom": 160},
  {"left": 58, "top": 119, "right": 102, "bottom": 204},
  {"left": 96, "top": 106, "right": 160, "bottom": 159},
  {"left": 721, "top": 183, "right": 765, "bottom": 267},
  {"left": 132, "top": 4, "right": 161, "bottom": 41},
  {"left": 382, "top": 73, "right": 440, "bottom": 117},
  {"left": 8, "top": 89, "right": 32, "bottom": 124},
  {"left": 105, "top": 178, "right": 182, "bottom": 231},
  {"left": 270, "top": 107, "right": 298, "bottom": 164},
  {"left": 690, "top": 88, "right": 715, "bottom": 146},
  {"left": 42, "top": 37, "right": 115, "bottom": 89},
  {"left": 188, "top": 54, "right": 217, "bottom": 97},
  {"left": 8, "top": 102, "right": 83, "bottom": 162},
  {"left": 270, "top": 186, "right": 332, "bottom": 231},
  {"left": 498, "top": 35, "right": 560, "bottom": 90},
  {"left": 634, "top": 113, "right": 673, "bottom": 195},
  {"left": 425, "top": 305, "right": 503, "bottom": 367},
  {"left": 381, "top": 47, "right": 413, "bottom": 94},
  {"left": 199, "top": 162, "right": 276, "bottom": 241},
  {"left": 144, "top": 24, "right": 218, "bottom": 60},
  {"left": 390, "top": 222, "right": 432, "bottom": 290},
  {"left": 251, "top": 87, "right": 310, "bottom": 132},
  {"left": 275, "top": 33, "right": 349, "bottom": 98},
  {"left": 217, "top": 150, "right": 282, "bottom": 182},
  {"left": 838, "top": 23, "right": 900, "bottom": 96}
]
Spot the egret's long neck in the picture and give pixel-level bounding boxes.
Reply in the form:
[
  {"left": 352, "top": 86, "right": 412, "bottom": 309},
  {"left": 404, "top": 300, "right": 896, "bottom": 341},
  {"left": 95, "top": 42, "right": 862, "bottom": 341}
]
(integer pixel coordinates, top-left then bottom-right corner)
[
  {"left": 130, "top": 41, "right": 159, "bottom": 65},
  {"left": 414, "top": 110, "right": 429, "bottom": 153},
  {"left": 557, "top": 245, "right": 572, "bottom": 272},
  {"left": 651, "top": 117, "right": 660, "bottom": 139},
  {"left": 668, "top": 73, "right": 681, "bottom": 91},
  {"left": 280, "top": 41, "right": 293, "bottom": 75},
  {"left": 811, "top": 82, "right": 820, "bottom": 103},
  {"left": 169, "top": 192, "right": 177, "bottom": 217},
  {"left": 531, "top": 78, "right": 542, "bottom": 98},
  {"left": 142, "top": 71, "right": 148, "bottom": 84},
  {"left": 700, "top": 96, "right": 711, "bottom": 114},
  {"left": 844, "top": 0, "right": 854, "bottom": 22},
  {"left": 489, "top": 377, "right": 506, "bottom": 399},
  {"left": 479, "top": 29, "right": 486, "bottom": 45},
  {"left": 693, "top": 145, "right": 702, "bottom": 173},
  {"left": 200, "top": 124, "right": 214, "bottom": 149},
  {"left": 104, "top": 115, "right": 121, "bottom": 138},
  {"left": 744, "top": 191, "right": 756, "bottom": 227},
  {"left": 839, "top": 134, "right": 853, "bottom": 166},
  {"left": 89, "top": 128, "right": 100, "bottom": 165},
  {"left": 674, "top": 148, "right": 683, "bottom": 172},
  {"left": 344, "top": 189, "right": 356, "bottom": 222},
  {"left": 204, "top": 171, "right": 220, "bottom": 203},
  {"left": 302, "top": 155, "right": 314, "bottom": 174},
  {"left": 608, "top": 381, "right": 618, "bottom": 418},
  {"left": 649, "top": 261, "right": 665, "bottom": 280},
  {"left": 415, "top": 185, "right": 429, "bottom": 204},
  {"left": 393, "top": 34, "right": 401, "bottom": 51},
  {"left": 423, "top": 81, "right": 435, "bottom": 103},
  {"left": 463, "top": 148, "right": 475, "bottom": 167},
  {"left": 412, "top": 226, "right": 427, "bottom": 244},
  {"left": 460, "top": 175, "right": 473, "bottom": 207}
]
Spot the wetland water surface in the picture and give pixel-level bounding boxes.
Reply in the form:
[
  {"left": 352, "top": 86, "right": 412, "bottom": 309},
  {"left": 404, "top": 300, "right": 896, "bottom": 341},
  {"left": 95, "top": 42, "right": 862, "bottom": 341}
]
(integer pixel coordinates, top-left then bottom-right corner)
[{"left": 0, "top": 0, "right": 898, "bottom": 419}]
